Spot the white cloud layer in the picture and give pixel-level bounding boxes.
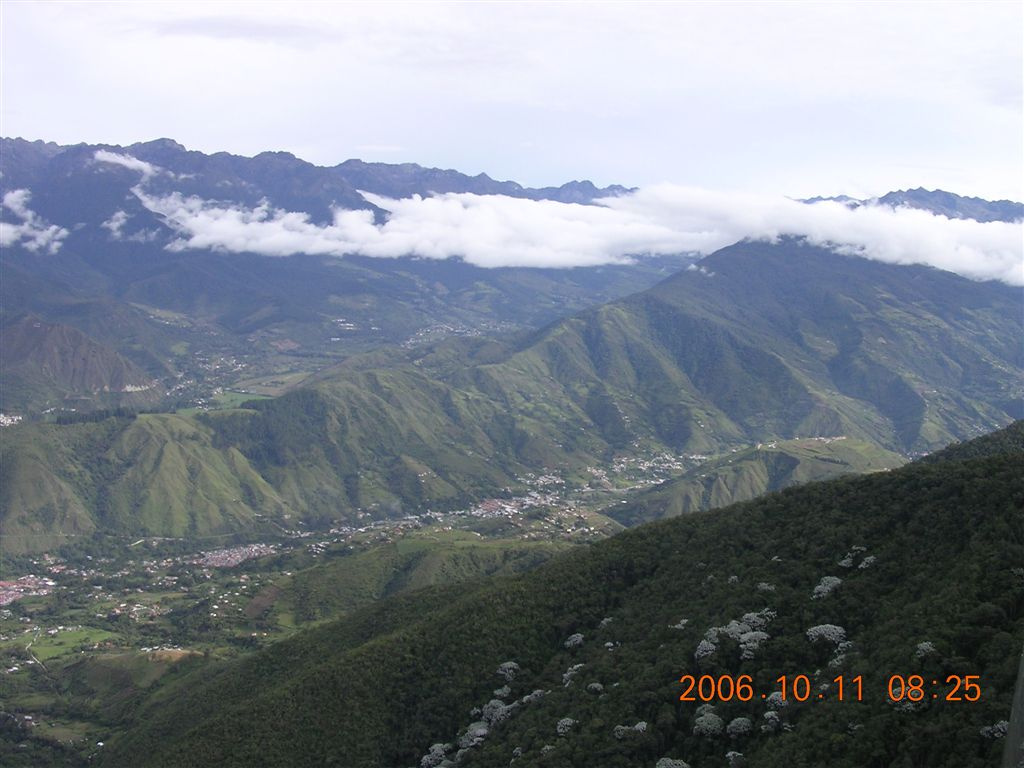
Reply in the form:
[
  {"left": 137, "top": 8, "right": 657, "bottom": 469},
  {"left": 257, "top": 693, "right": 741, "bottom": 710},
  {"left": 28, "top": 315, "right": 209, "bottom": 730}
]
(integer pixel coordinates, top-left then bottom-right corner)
[
  {"left": 603, "top": 186, "right": 1024, "bottom": 285},
  {"left": 128, "top": 180, "right": 1023, "bottom": 284},
  {"left": 94, "top": 150, "right": 159, "bottom": 179},
  {"left": 0, "top": 189, "right": 68, "bottom": 254}
]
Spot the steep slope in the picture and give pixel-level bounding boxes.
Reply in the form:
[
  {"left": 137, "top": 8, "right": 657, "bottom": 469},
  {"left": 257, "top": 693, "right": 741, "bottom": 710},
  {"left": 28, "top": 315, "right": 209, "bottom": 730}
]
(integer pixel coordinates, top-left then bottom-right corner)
[
  {"left": 207, "top": 240, "right": 1019, "bottom": 505},
  {"left": 280, "top": 537, "right": 569, "bottom": 624},
  {"left": 608, "top": 437, "right": 905, "bottom": 526},
  {"left": 0, "top": 414, "right": 290, "bottom": 554},
  {"left": 100, "top": 424, "right": 1024, "bottom": 768},
  {"left": 0, "top": 315, "right": 161, "bottom": 412},
  {"left": 635, "top": 240, "right": 1022, "bottom": 448},
  {"left": 920, "top": 417, "right": 1024, "bottom": 464},
  {"left": 0, "top": 261, "right": 191, "bottom": 380},
  {"left": 3, "top": 240, "right": 1019, "bottom": 548}
]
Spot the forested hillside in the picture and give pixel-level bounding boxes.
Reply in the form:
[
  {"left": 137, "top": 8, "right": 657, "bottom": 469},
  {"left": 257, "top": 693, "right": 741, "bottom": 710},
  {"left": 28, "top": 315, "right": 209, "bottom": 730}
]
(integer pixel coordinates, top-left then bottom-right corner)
[
  {"left": 100, "top": 423, "right": 1023, "bottom": 768},
  {"left": 607, "top": 437, "right": 904, "bottom": 526}
]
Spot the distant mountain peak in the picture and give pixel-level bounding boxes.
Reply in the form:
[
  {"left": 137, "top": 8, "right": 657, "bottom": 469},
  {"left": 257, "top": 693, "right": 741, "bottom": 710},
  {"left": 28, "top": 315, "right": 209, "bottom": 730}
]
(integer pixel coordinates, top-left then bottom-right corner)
[
  {"left": 875, "top": 188, "right": 1023, "bottom": 221},
  {"left": 129, "top": 137, "right": 187, "bottom": 153},
  {"left": 253, "top": 150, "right": 299, "bottom": 160},
  {"left": 803, "top": 188, "right": 1023, "bottom": 223}
]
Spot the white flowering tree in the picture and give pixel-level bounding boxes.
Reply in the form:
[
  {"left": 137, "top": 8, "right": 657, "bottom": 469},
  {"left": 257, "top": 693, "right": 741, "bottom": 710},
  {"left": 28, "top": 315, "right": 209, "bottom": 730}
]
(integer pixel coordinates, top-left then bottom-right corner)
[
  {"left": 812, "top": 576, "right": 842, "bottom": 599},
  {"left": 806, "top": 623, "right": 847, "bottom": 644}
]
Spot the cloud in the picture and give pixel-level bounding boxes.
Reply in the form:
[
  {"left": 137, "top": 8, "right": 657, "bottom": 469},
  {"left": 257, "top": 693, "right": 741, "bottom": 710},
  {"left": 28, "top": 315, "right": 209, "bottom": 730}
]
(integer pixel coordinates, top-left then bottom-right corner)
[
  {"left": 101, "top": 209, "right": 129, "bottom": 237},
  {"left": 130, "top": 182, "right": 1023, "bottom": 284},
  {"left": 601, "top": 186, "right": 1024, "bottom": 285},
  {"left": 100, "top": 209, "right": 158, "bottom": 243},
  {"left": 133, "top": 188, "right": 682, "bottom": 268},
  {"left": 0, "top": 189, "right": 69, "bottom": 254},
  {"left": 94, "top": 150, "right": 160, "bottom": 179}
]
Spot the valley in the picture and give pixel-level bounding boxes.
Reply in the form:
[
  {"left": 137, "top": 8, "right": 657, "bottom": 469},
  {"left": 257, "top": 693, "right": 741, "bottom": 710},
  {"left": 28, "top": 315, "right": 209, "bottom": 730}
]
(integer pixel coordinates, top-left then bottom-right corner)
[
  {"left": 1, "top": 140, "right": 1020, "bottom": 767},
  {"left": 4, "top": 3, "right": 1023, "bottom": 765},
  {"left": 60, "top": 422, "right": 1024, "bottom": 768},
  {"left": 3, "top": 236, "right": 1016, "bottom": 558},
  {"left": 0, "top": 431, "right": 912, "bottom": 763}
]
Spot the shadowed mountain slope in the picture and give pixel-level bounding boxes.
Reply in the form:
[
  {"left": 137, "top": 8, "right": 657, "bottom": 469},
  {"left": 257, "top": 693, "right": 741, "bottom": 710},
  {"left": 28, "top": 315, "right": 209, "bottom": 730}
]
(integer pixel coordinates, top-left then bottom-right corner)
[
  {"left": 0, "top": 138, "right": 684, "bottom": 416},
  {"left": 0, "top": 314, "right": 162, "bottom": 413}
]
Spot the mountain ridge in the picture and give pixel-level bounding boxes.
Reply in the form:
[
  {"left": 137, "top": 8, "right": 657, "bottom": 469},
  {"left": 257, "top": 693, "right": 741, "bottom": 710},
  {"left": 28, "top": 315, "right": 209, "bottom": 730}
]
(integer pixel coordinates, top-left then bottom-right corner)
[
  {"left": 0, "top": 137, "right": 689, "bottom": 416},
  {"left": 803, "top": 187, "right": 1024, "bottom": 222},
  {"left": 3, "top": 239, "right": 1019, "bottom": 551},
  {"left": 1, "top": 137, "right": 632, "bottom": 220}
]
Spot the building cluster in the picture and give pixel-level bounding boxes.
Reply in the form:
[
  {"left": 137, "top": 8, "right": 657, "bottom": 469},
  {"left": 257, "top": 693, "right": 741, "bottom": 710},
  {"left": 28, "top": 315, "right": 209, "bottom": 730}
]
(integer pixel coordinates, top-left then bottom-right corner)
[
  {"left": 195, "top": 544, "right": 278, "bottom": 568},
  {"left": 0, "top": 575, "right": 55, "bottom": 606},
  {"left": 401, "top": 319, "right": 515, "bottom": 348}
]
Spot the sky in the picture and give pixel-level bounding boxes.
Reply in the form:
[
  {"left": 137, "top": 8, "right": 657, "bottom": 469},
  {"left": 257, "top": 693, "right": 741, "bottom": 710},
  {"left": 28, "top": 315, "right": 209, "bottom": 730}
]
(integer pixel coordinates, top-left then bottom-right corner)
[{"left": 2, "top": 1, "right": 1022, "bottom": 201}]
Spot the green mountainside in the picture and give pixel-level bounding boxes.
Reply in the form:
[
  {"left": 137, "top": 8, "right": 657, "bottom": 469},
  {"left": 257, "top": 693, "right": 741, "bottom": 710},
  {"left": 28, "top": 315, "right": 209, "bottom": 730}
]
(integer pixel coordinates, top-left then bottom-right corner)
[
  {"left": 279, "top": 536, "right": 568, "bottom": 625},
  {"left": 214, "top": 241, "right": 1019, "bottom": 505},
  {"left": 99, "top": 422, "right": 1024, "bottom": 768},
  {"left": 0, "top": 414, "right": 291, "bottom": 554},
  {"left": 0, "top": 529, "right": 570, "bottom": 767},
  {"left": 0, "top": 314, "right": 163, "bottom": 413},
  {"left": 2, "top": 260, "right": 187, "bottom": 355},
  {"left": 1, "top": 244, "right": 690, "bottom": 415},
  {"left": 920, "top": 419, "right": 1024, "bottom": 464},
  {"left": 2, "top": 241, "right": 1020, "bottom": 551},
  {"left": 608, "top": 438, "right": 905, "bottom": 526}
]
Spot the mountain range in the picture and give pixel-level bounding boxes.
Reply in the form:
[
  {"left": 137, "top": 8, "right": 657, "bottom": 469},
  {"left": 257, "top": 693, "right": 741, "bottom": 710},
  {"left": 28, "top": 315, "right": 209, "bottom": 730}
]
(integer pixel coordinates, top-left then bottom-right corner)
[
  {"left": 0, "top": 137, "right": 679, "bottom": 415},
  {"left": 2, "top": 236, "right": 1019, "bottom": 552},
  {"left": 0, "top": 140, "right": 1021, "bottom": 767},
  {"left": 803, "top": 188, "right": 1024, "bottom": 222},
  {"left": 3, "top": 138, "right": 1020, "bottom": 418},
  {"left": 0, "top": 139, "right": 1020, "bottom": 554}
]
